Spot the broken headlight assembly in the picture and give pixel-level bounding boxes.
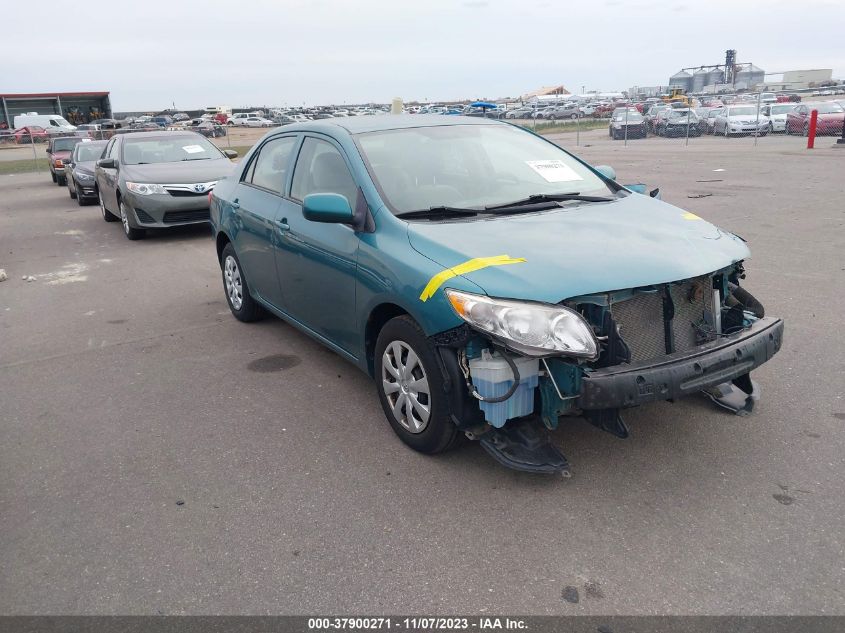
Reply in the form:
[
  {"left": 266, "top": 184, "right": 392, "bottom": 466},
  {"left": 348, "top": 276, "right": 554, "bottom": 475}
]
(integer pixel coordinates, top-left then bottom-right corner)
[{"left": 445, "top": 289, "right": 599, "bottom": 359}]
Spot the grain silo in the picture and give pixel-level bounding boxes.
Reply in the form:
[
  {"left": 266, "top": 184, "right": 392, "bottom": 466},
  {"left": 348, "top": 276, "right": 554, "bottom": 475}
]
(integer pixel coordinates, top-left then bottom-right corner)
[
  {"left": 735, "top": 64, "right": 765, "bottom": 90},
  {"left": 669, "top": 70, "right": 692, "bottom": 92},
  {"left": 706, "top": 68, "right": 724, "bottom": 89},
  {"left": 692, "top": 69, "right": 709, "bottom": 93}
]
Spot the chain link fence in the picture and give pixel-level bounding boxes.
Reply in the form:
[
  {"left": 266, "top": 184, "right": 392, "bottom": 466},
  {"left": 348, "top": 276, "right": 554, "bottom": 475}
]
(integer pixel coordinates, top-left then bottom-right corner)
[{"left": 495, "top": 89, "right": 845, "bottom": 148}]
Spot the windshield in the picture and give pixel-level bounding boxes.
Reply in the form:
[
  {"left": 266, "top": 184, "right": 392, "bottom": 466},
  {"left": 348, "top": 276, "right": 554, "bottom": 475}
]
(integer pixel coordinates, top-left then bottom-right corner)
[
  {"left": 76, "top": 143, "right": 106, "bottom": 162},
  {"left": 52, "top": 138, "right": 81, "bottom": 151},
  {"left": 121, "top": 135, "right": 223, "bottom": 164},
  {"left": 810, "top": 102, "right": 844, "bottom": 114},
  {"left": 614, "top": 112, "right": 643, "bottom": 122},
  {"left": 728, "top": 107, "right": 758, "bottom": 116},
  {"left": 356, "top": 124, "right": 612, "bottom": 214},
  {"left": 668, "top": 110, "right": 698, "bottom": 120},
  {"left": 770, "top": 105, "right": 794, "bottom": 114}
]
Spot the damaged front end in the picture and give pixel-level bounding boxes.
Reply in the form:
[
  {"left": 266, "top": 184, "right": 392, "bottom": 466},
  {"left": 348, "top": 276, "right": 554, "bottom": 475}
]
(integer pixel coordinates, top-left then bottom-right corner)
[{"left": 433, "top": 262, "right": 784, "bottom": 475}]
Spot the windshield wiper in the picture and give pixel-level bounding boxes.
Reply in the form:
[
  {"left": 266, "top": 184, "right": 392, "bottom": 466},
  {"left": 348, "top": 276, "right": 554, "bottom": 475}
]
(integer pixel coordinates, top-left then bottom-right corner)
[
  {"left": 396, "top": 206, "right": 479, "bottom": 219},
  {"left": 485, "top": 192, "right": 615, "bottom": 210},
  {"left": 182, "top": 157, "right": 211, "bottom": 161}
]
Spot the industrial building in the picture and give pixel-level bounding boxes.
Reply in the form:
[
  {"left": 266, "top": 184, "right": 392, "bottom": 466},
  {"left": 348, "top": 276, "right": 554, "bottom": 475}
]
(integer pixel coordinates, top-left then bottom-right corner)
[
  {"left": 0, "top": 92, "right": 112, "bottom": 129},
  {"left": 668, "top": 51, "right": 765, "bottom": 94},
  {"left": 763, "top": 69, "right": 834, "bottom": 91}
]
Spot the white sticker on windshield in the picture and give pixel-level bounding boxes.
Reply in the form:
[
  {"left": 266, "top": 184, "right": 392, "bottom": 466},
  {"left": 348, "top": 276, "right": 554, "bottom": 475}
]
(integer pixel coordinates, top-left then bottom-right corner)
[
  {"left": 182, "top": 145, "right": 205, "bottom": 154},
  {"left": 525, "top": 160, "right": 583, "bottom": 183}
]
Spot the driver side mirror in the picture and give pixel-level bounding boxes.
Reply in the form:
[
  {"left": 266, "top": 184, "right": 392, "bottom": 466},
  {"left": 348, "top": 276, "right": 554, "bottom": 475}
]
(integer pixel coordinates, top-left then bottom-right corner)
[
  {"left": 223, "top": 149, "right": 238, "bottom": 159},
  {"left": 303, "top": 193, "right": 353, "bottom": 224},
  {"left": 594, "top": 165, "right": 616, "bottom": 181},
  {"left": 97, "top": 158, "right": 117, "bottom": 169}
]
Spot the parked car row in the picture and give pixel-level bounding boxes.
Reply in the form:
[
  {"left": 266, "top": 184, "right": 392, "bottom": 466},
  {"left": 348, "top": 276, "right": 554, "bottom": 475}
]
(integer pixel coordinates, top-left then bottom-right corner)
[
  {"left": 645, "top": 101, "right": 845, "bottom": 137},
  {"left": 39, "top": 130, "right": 239, "bottom": 239}
]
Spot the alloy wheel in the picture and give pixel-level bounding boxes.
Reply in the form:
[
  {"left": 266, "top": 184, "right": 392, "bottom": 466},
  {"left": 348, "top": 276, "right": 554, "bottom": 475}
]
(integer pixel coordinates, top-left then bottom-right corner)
[
  {"left": 381, "top": 340, "right": 431, "bottom": 434},
  {"left": 224, "top": 255, "right": 243, "bottom": 310},
  {"left": 119, "top": 202, "right": 130, "bottom": 235}
]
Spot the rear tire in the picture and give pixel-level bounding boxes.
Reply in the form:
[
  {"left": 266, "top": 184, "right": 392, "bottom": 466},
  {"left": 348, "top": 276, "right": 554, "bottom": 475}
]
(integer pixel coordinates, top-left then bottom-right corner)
[
  {"left": 220, "top": 243, "right": 264, "bottom": 322},
  {"left": 375, "top": 316, "right": 460, "bottom": 455}
]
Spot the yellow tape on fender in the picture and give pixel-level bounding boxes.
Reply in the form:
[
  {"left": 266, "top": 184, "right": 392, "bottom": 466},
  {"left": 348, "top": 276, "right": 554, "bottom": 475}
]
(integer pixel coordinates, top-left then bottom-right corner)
[{"left": 419, "top": 255, "right": 527, "bottom": 302}]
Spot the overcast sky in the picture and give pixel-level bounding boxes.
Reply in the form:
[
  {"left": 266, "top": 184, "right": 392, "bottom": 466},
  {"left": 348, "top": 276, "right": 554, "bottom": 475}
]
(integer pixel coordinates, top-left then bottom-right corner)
[{"left": 4, "top": 0, "right": 843, "bottom": 110}]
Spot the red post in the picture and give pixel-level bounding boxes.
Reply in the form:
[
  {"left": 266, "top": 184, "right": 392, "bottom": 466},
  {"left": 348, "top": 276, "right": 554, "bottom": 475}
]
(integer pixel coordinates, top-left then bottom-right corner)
[{"left": 807, "top": 109, "right": 819, "bottom": 149}]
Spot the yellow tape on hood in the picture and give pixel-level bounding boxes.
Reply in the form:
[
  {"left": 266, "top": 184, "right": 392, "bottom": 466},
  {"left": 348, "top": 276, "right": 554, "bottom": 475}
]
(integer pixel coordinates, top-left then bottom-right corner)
[{"left": 419, "top": 255, "right": 527, "bottom": 302}]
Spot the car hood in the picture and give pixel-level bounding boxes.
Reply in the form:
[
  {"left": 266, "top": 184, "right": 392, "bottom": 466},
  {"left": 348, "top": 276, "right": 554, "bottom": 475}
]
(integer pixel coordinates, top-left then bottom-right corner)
[
  {"left": 50, "top": 149, "right": 74, "bottom": 159},
  {"left": 74, "top": 160, "right": 98, "bottom": 174},
  {"left": 121, "top": 159, "right": 235, "bottom": 183},
  {"left": 815, "top": 112, "right": 845, "bottom": 122},
  {"left": 406, "top": 193, "right": 750, "bottom": 303},
  {"left": 727, "top": 114, "right": 768, "bottom": 121}
]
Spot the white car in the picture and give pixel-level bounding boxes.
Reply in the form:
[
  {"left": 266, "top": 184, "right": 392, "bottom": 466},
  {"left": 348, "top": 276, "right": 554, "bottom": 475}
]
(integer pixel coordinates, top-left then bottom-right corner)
[
  {"left": 228, "top": 112, "right": 264, "bottom": 126},
  {"left": 243, "top": 117, "right": 275, "bottom": 128},
  {"left": 761, "top": 103, "right": 796, "bottom": 133},
  {"left": 713, "top": 105, "right": 770, "bottom": 136}
]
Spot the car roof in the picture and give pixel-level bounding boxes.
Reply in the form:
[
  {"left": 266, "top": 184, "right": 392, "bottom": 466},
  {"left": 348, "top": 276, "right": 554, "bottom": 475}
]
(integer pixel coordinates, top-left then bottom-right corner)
[
  {"left": 116, "top": 130, "right": 204, "bottom": 140},
  {"left": 280, "top": 114, "right": 503, "bottom": 135}
]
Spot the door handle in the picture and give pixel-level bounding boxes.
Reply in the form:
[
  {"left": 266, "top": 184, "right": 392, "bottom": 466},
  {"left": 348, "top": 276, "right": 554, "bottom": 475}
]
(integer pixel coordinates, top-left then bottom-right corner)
[
  {"left": 231, "top": 198, "right": 240, "bottom": 210},
  {"left": 276, "top": 218, "right": 290, "bottom": 231}
]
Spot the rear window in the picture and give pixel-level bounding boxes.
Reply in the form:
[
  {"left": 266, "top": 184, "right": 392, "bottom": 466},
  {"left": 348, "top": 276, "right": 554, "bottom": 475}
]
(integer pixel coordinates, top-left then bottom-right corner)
[
  {"left": 52, "top": 138, "right": 81, "bottom": 152},
  {"left": 75, "top": 143, "right": 106, "bottom": 162}
]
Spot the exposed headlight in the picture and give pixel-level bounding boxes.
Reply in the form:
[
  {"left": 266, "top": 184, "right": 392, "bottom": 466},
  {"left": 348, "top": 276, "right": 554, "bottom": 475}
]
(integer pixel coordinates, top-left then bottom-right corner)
[
  {"left": 76, "top": 172, "right": 94, "bottom": 181},
  {"left": 445, "top": 289, "right": 598, "bottom": 359},
  {"left": 126, "top": 182, "right": 167, "bottom": 195}
]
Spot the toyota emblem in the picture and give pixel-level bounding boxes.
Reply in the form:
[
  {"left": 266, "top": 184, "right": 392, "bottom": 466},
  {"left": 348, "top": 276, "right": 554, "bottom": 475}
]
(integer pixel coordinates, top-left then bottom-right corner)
[{"left": 193, "top": 184, "right": 206, "bottom": 193}]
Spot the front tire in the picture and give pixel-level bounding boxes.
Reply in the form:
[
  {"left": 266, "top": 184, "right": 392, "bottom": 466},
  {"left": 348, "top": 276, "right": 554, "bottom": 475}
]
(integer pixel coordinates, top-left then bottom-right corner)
[
  {"left": 68, "top": 180, "right": 77, "bottom": 199},
  {"left": 375, "top": 316, "right": 460, "bottom": 454},
  {"left": 119, "top": 200, "right": 144, "bottom": 240},
  {"left": 100, "top": 191, "right": 118, "bottom": 221},
  {"left": 220, "top": 243, "right": 263, "bottom": 322}
]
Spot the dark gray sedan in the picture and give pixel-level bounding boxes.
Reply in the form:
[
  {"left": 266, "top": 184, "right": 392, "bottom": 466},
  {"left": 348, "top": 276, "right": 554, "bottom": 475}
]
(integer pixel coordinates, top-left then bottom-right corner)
[
  {"left": 95, "top": 131, "right": 237, "bottom": 240},
  {"left": 65, "top": 140, "right": 108, "bottom": 205}
]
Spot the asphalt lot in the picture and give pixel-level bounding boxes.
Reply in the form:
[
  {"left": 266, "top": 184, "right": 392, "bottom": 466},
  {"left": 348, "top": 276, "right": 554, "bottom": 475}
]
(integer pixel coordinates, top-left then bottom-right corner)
[{"left": 1, "top": 135, "right": 844, "bottom": 616}]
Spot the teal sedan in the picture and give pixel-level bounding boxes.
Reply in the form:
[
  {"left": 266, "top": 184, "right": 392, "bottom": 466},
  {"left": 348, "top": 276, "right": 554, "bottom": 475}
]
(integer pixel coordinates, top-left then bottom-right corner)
[{"left": 209, "top": 115, "right": 783, "bottom": 475}]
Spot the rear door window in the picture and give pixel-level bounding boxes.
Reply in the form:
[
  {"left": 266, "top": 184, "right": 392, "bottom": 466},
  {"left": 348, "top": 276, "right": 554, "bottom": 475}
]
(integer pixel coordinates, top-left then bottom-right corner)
[{"left": 246, "top": 136, "right": 298, "bottom": 194}]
